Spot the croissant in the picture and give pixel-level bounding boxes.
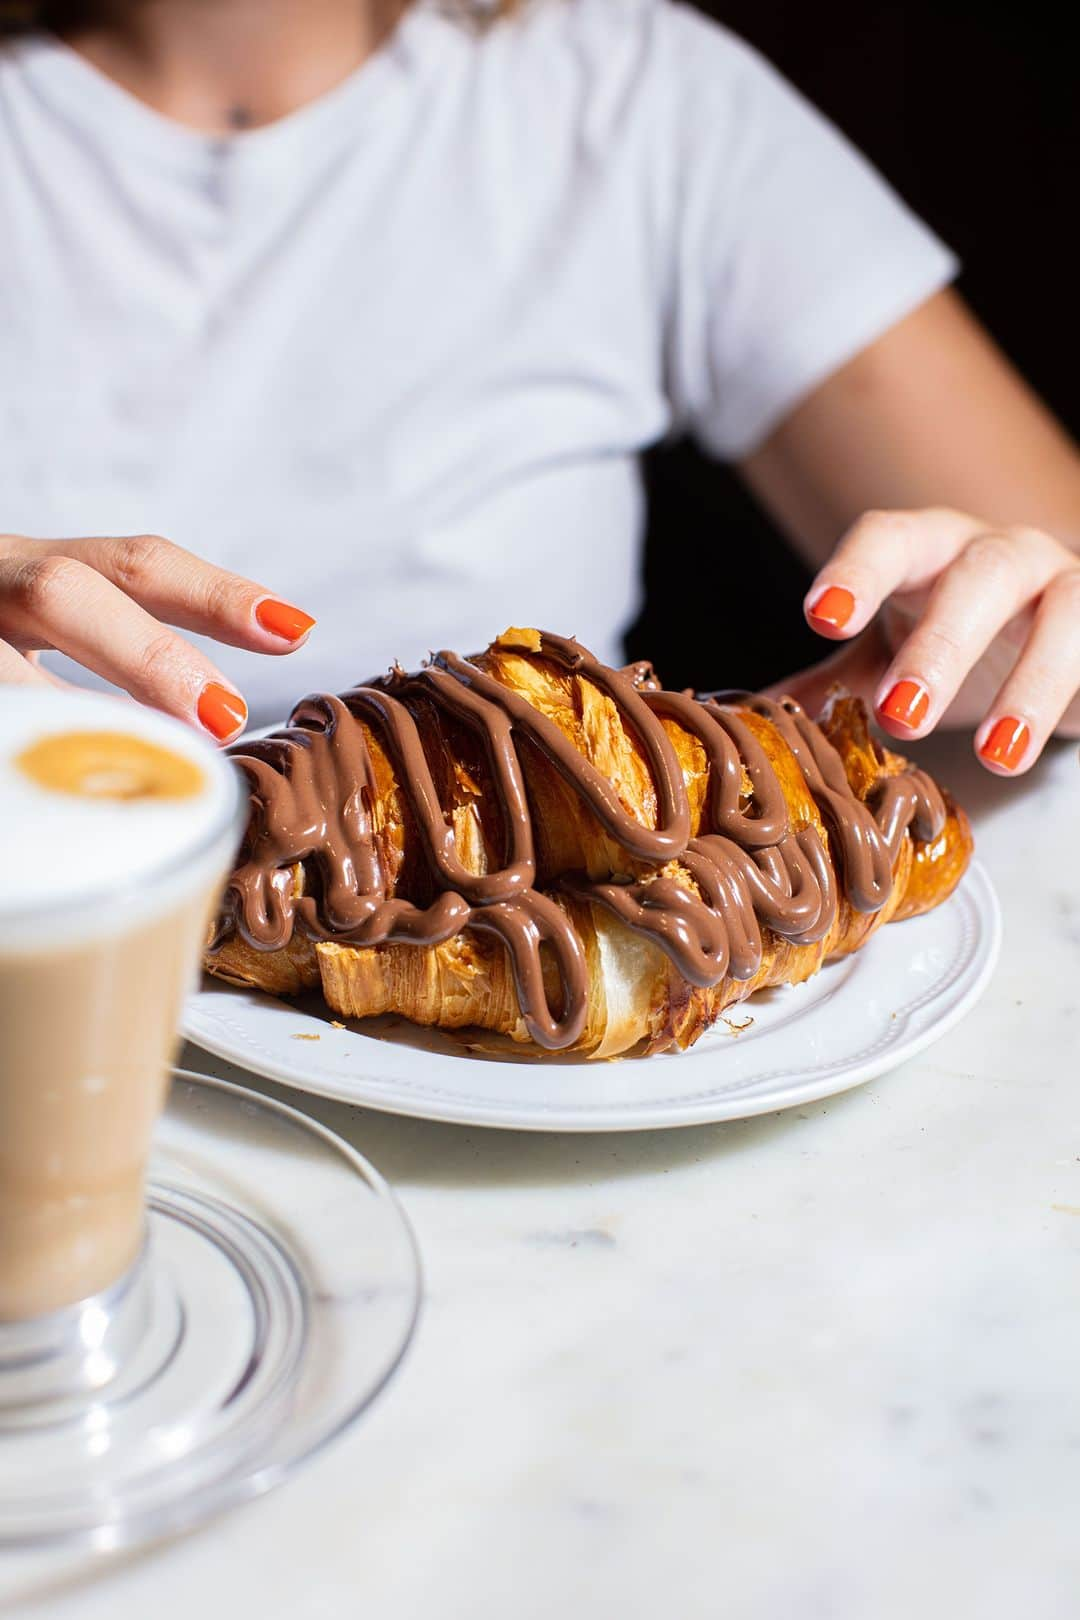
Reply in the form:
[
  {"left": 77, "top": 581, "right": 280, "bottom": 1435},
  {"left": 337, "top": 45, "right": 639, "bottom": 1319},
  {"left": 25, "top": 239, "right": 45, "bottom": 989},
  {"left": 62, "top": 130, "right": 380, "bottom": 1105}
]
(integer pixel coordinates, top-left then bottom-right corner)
[{"left": 205, "top": 628, "right": 972, "bottom": 1057}]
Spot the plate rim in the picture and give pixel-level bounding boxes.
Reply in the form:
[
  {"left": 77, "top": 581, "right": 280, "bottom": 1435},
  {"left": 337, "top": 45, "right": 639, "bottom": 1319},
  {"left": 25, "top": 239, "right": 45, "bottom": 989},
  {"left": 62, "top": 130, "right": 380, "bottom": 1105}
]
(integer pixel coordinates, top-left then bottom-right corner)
[{"left": 184, "top": 861, "right": 1002, "bottom": 1132}]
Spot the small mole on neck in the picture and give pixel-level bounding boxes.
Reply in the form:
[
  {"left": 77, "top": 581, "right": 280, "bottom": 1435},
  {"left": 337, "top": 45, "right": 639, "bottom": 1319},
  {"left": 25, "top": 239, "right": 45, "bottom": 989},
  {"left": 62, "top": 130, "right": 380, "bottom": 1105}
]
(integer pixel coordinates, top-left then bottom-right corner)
[{"left": 226, "top": 105, "right": 254, "bottom": 130}]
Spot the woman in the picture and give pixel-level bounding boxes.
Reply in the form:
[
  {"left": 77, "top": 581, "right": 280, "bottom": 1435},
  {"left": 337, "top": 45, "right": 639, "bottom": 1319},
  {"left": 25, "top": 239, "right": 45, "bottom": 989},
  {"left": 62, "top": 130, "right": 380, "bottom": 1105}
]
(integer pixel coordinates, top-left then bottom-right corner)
[{"left": 1, "top": 0, "right": 1077, "bottom": 772}]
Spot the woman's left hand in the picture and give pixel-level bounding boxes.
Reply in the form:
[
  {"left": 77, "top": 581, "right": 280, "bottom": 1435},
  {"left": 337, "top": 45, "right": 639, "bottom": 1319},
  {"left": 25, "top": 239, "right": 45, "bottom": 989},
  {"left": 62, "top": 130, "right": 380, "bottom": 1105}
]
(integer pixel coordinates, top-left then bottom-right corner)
[{"left": 777, "top": 507, "right": 1080, "bottom": 773}]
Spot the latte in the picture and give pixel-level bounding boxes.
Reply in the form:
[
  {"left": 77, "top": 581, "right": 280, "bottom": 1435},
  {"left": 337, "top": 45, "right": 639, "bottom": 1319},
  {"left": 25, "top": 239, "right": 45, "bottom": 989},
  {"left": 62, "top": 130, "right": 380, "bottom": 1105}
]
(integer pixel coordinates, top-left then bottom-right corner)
[{"left": 0, "top": 692, "right": 240, "bottom": 1321}]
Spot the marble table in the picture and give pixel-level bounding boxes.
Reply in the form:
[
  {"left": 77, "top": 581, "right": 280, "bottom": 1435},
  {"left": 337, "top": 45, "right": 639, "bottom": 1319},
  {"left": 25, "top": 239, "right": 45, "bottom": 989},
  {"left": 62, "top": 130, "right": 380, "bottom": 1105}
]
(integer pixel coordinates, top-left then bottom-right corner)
[{"left": 3, "top": 732, "right": 1077, "bottom": 1620}]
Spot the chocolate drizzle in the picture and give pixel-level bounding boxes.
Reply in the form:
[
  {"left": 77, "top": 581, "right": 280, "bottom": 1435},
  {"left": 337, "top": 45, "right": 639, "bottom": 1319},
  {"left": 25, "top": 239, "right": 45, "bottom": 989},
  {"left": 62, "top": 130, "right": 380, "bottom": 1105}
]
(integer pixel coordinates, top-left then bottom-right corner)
[{"left": 215, "top": 631, "right": 946, "bottom": 1049}]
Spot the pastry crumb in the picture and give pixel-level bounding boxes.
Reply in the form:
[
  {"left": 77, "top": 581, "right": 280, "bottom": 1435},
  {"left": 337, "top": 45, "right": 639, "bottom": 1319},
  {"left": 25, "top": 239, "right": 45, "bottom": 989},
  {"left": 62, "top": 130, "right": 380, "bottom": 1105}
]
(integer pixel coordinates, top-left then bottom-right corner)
[
  {"left": 721, "top": 1014, "right": 754, "bottom": 1034},
  {"left": 291, "top": 1032, "right": 320, "bottom": 1041}
]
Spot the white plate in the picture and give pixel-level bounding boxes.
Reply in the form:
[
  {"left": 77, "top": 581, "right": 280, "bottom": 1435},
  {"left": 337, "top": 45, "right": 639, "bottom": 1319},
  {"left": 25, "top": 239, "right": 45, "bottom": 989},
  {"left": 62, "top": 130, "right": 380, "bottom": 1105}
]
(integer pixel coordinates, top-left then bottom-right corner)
[{"left": 183, "top": 862, "right": 1000, "bottom": 1132}]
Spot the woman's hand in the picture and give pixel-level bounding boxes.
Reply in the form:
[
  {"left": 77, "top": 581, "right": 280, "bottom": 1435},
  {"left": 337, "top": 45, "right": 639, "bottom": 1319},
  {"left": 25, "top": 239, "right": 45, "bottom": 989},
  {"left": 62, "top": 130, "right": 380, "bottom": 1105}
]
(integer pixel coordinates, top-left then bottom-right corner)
[
  {"left": 0, "top": 532, "right": 315, "bottom": 741},
  {"left": 741, "top": 292, "right": 1080, "bottom": 773},
  {"left": 785, "top": 508, "right": 1080, "bottom": 773}
]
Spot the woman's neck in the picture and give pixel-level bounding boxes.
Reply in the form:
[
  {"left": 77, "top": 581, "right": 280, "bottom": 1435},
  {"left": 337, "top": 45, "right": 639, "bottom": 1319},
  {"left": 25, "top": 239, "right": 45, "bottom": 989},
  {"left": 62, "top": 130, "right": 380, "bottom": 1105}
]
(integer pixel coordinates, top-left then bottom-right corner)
[{"left": 60, "top": 0, "right": 405, "bottom": 133}]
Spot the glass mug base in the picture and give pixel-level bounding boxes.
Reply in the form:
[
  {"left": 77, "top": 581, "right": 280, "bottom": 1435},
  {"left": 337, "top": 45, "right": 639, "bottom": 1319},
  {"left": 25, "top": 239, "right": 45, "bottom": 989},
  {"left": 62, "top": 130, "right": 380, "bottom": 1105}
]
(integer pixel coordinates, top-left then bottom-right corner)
[
  {"left": 0, "top": 1240, "right": 157, "bottom": 1413},
  {"left": 0, "top": 1072, "right": 420, "bottom": 1551}
]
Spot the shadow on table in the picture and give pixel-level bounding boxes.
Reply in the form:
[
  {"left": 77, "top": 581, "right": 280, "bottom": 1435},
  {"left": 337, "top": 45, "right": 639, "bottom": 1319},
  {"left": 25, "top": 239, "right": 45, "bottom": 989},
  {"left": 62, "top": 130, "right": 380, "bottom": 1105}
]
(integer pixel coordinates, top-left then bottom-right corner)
[{"left": 181, "top": 1046, "right": 867, "bottom": 1190}]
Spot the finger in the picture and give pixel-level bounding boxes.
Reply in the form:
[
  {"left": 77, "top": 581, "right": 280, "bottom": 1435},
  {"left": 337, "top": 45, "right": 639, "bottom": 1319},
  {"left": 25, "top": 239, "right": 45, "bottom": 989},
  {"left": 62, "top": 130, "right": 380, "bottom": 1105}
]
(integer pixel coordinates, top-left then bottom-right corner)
[
  {"left": 973, "top": 567, "right": 1080, "bottom": 773},
  {"left": 805, "top": 508, "right": 984, "bottom": 641},
  {"left": 872, "top": 528, "right": 1067, "bottom": 740},
  {"left": 21, "top": 533, "right": 315, "bottom": 654},
  {"left": 0, "top": 637, "right": 51, "bottom": 685},
  {"left": 0, "top": 555, "right": 249, "bottom": 741}
]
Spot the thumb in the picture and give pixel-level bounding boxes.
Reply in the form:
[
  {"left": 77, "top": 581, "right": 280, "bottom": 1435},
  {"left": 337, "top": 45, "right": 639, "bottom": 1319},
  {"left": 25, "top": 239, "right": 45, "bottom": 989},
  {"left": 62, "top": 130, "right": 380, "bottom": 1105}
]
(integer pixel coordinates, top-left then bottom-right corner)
[{"left": 761, "top": 624, "right": 889, "bottom": 718}]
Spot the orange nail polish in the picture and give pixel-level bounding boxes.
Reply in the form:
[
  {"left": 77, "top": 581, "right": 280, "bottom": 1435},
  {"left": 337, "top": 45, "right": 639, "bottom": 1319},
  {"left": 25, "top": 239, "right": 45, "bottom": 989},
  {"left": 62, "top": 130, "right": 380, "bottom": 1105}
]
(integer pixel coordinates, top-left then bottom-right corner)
[
  {"left": 808, "top": 585, "right": 855, "bottom": 631},
  {"left": 255, "top": 598, "right": 317, "bottom": 643},
  {"left": 979, "top": 715, "right": 1030, "bottom": 772},
  {"left": 880, "top": 679, "right": 930, "bottom": 730},
  {"left": 198, "top": 682, "right": 247, "bottom": 741}
]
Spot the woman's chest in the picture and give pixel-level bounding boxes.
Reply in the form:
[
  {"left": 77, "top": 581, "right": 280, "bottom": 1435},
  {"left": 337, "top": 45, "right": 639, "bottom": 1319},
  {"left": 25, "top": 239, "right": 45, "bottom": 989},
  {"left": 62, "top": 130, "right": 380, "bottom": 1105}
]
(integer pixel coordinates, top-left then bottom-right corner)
[{"left": 0, "top": 131, "right": 671, "bottom": 538}]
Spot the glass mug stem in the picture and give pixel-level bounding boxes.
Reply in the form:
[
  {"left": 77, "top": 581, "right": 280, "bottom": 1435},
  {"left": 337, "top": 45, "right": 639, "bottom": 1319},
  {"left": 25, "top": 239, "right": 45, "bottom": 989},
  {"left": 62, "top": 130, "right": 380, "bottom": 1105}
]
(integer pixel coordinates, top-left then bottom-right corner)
[{"left": 0, "top": 1240, "right": 153, "bottom": 1409}]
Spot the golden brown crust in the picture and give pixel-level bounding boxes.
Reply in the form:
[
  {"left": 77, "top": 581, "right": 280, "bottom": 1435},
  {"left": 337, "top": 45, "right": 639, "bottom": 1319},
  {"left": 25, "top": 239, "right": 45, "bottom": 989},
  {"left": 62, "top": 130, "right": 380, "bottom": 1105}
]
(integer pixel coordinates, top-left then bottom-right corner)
[
  {"left": 207, "top": 928, "right": 320, "bottom": 996},
  {"left": 203, "top": 641, "right": 972, "bottom": 1056},
  {"left": 817, "top": 691, "right": 973, "bottom": 926},
  {"left": 203, "top": 862, "right": 320, "bottom": 993}
]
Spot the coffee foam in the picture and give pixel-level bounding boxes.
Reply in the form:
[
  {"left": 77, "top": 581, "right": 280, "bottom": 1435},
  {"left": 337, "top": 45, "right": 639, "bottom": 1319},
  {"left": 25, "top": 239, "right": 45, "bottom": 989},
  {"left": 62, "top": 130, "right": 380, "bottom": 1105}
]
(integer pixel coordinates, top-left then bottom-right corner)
[{"left": 0, "top": 690, "right": 239, "bottom": 938}]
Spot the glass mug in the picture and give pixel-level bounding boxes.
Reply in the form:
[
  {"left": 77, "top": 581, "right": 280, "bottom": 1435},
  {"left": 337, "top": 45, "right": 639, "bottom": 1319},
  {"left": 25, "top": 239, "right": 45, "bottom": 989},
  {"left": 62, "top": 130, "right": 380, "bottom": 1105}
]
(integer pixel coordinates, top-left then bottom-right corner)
[
  {"left": 0, "top": 688, "right": 420, "bottom": 1552},
  {"left": 0, "top": 690, "right": 241, "bottom": 1389}
]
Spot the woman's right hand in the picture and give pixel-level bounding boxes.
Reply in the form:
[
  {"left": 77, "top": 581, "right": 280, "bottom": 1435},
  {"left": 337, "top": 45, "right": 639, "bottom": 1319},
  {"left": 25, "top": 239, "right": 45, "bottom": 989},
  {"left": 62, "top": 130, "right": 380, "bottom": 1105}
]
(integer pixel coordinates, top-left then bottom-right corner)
[{"left": 0, "top": 532, "right": 315, "bottom": 741}]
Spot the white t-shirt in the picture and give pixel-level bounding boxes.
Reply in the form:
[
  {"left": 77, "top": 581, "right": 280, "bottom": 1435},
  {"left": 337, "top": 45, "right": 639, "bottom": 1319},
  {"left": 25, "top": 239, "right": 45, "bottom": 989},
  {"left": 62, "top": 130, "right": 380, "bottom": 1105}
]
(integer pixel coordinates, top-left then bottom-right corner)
[{"left": 0, "top": 0, "right": 955, "bottom": 721}]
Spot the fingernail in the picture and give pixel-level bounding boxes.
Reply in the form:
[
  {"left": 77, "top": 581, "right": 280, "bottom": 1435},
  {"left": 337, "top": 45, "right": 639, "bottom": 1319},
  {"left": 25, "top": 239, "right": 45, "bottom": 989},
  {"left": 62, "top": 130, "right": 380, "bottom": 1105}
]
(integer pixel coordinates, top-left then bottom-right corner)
[
  {"left": 198, "top": 682, "right": 247, "bottom": 741},
  {"left": 807, "top": 585, "right": 855, "bottom": 631},
  {"left": 979, "top": 715, "right": 1030, "bottom": 772},
  {"left": 880, "top": 679, "right": 930, "bottom": 730},
  {"left": 255, "top": 598, "right": 317, "bottom": 643}
]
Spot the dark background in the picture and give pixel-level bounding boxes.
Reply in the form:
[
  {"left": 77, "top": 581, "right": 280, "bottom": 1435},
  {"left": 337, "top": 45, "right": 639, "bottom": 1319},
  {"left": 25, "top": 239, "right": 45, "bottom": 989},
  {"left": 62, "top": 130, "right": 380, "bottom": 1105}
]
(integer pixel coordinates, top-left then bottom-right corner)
[{"left": 628, "top": 0, "right": 1077, "bottom": 690}]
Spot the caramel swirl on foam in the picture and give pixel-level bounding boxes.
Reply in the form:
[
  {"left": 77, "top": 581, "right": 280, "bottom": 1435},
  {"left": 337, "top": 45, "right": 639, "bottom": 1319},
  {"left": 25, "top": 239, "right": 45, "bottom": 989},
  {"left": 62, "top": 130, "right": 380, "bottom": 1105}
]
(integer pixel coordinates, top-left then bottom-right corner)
[
  {"left": 16, "top": 730, "right": 204, "bottom": 801},
  {"left": 214, "top": 632, "right": 945, "bottom": 1049}
]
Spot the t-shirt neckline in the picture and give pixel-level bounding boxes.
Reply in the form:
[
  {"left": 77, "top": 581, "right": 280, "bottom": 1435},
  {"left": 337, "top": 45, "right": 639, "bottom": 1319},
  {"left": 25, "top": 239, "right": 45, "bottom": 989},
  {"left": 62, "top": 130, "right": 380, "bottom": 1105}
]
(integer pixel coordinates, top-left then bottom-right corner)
[{"left": 8, "top": 6, "right": 439, "bottom": 177}]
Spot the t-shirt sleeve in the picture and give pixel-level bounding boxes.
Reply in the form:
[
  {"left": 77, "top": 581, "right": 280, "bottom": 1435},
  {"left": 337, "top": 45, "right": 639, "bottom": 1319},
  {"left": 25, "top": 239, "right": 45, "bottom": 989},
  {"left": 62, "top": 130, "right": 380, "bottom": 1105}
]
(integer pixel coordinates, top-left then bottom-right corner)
[{"left": 657, "top": 3, "right": 958, "bottom": 460}]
